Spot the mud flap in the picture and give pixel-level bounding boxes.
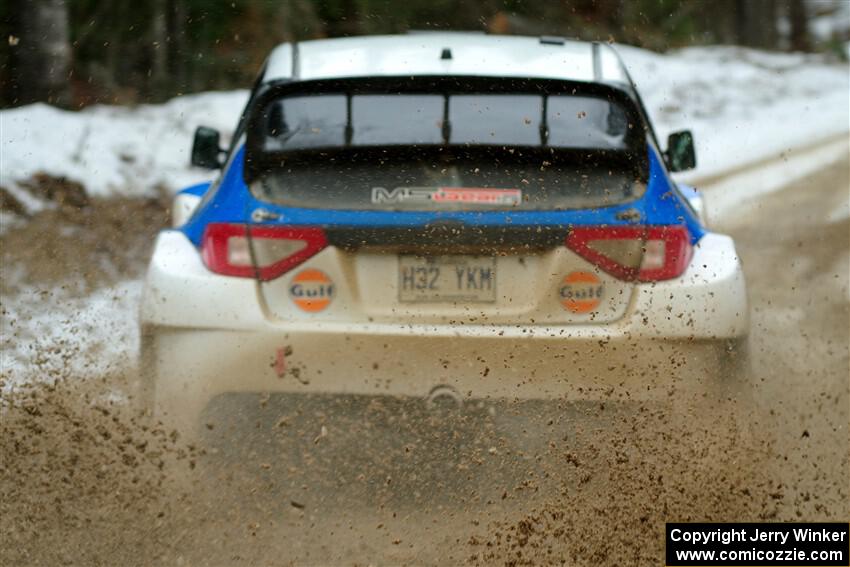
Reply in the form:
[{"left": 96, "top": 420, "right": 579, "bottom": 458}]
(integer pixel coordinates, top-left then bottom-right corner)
[{"left": 139, "top": 328, "right": 210, "bottom": 436}]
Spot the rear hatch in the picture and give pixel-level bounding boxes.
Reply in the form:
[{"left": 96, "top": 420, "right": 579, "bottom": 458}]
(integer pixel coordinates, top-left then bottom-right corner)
[{"left": 234, "top": 78, "right": 667, "bottom": 326}]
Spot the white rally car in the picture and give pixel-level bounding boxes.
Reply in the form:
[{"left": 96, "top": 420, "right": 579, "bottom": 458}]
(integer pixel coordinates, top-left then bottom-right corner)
[{"left": 139, "top": 34, "right": 748, "bottom": 430}]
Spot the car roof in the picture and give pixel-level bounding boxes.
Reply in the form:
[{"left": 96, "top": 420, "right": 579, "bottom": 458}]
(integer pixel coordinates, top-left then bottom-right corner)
[{"left": 262, "top": 33, "right": 631, "bottom": 85}]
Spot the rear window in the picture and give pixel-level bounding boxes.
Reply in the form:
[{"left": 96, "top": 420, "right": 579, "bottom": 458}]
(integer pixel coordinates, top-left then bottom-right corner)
[
  {"left": 253, "top": 149, "right": 645, "bottom": 211},
  {"left": 260, "top": 93, "right": 633, "bottom": 152},
  {"left": 247, "top": 82, "right": 647, "bottom": 211}
]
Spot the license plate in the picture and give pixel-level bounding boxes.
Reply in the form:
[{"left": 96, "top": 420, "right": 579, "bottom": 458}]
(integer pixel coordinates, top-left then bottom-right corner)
[{"left": 398, "top": 255, "right": 496, "bottom": 303}]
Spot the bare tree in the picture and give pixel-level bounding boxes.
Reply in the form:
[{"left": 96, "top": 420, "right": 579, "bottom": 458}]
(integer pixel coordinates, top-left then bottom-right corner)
[
  {"left": 11, "top": 0, "right": 71, "bottom": 106},
  {"left": 788, "top": 0, "right": 810, "bottom": 51},
  {"left": 735, "top": 0, "right": 779, "bottom": 49},
  {"left": 151, "top": 0, "right": 169, "bottom": 97},
  {"left": 168, "top": 0, "right": 188, "bottom": 92}
]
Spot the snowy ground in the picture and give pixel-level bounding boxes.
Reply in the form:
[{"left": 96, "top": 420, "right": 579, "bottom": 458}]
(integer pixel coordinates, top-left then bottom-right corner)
[
  {"left": 0, "top": 90, "right": 249, "bottom": 209},
  {"left": 1, "top": 281, "right": 141, "bottom": 384},
  {"left": 1, "top": 44, "right": 848, "bottom": 388},
  {"left": 620, "top": 46, "right": 849, "bottom": 185}
]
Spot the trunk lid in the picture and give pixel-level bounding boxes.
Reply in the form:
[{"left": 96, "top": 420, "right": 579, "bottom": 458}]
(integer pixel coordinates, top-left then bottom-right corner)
[{"left": 251, "top": 223, "right": 638, "bottom": 325}]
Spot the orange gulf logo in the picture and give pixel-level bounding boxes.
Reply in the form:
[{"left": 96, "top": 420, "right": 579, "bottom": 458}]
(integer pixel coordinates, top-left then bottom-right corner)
[
  {"left": 559, "top": 271, "right": 604, "bottom": 313},
  {"left": 289, "top": 269, "right": 334, "bottom": 312}
]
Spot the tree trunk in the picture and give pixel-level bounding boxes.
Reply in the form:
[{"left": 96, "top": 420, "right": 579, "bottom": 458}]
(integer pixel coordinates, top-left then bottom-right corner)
[
  {"left": 151, "top": 0, "right": 169, "bottom": 99},
  {"left": 11, "top": 0, "right": 72, "bottom": 106},
  {"left": 788, "top": 0, "right": 810, "bottom": 51},
  {"left": 735, "top": 0, "right": 779, "bottom": 49},
  {"left": 168, "top": 0, "right": 188, "bottom": 93},
  {"left": 705, "top": 0, "right": 738, "bottom": 44}
]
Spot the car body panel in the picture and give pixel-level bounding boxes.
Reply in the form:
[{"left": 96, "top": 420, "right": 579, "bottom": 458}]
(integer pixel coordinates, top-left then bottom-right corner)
[
  {"left": 258, "top": 246, "right": 635, "bottom": 325},
  {"left": 140, "top": 34, "right": 748, "bottom": 427},
  {"left": 676, "top": 182, "right": 707, "bottom": 225},
  {"left": 171, "top": 181, "right": 210, "bottom": 227},
  {"left": 141, "top": 230, "right": 747, "bottom": 338},
  {"left": 141, "top": 229, "right": 746, "bottom": 426},
  {"left": 263, "top": 34, "right": 629, "bottom": 84},
  {"left": 180, "top": 146, "right": 706, "bottom": 248},
  {"left": 177, "top": 143, "right": 706, "bottom": 327}
]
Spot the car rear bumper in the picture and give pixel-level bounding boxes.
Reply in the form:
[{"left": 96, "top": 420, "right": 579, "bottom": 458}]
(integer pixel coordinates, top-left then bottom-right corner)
[
  {"left": 139, "top": 230, "right": 749, "bottom": 426},
  {"left": 140, "top": 324, "right": 746, "bottom": 426}
]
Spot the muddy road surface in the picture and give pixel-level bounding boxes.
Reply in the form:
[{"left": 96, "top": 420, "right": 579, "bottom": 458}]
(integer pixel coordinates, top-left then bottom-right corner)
[
  {"left": 713, "top": 157, "right": 849, "bottom": 519},
  {"left": 1, "top": 160, "right": 847, "bottom": 566}
]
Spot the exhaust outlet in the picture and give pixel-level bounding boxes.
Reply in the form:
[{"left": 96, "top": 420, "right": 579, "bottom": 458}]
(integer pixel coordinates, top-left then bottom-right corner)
[{"left": 425, "top": 385, "right": 463, "bottom": 410}]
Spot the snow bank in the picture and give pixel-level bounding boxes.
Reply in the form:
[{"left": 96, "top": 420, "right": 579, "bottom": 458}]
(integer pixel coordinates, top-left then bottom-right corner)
[
  {"left": 1, "top": 91, "right": 248, "bottom": 206},
  {"left": 1, "top": 281, "right": 142, "bottom": 390},
  {"left": 0, "top": 45, "right": 847, "bottom": 206},
  {"left": 618, "top": 46, "right": 849, "bottom": 184}
]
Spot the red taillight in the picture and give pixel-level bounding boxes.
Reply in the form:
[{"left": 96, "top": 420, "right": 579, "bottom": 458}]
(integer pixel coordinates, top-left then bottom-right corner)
[
  {"left": 201, "top": 223, "right": 328, "bottom": 281},
  {"left": 565, "top": 225, "right": 693, "bottom": 282}
]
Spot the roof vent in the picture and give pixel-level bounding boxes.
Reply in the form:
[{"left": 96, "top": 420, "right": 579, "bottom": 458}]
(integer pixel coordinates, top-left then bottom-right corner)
[
  {"left": 539, "top": 36, "right": 565, "bottom": 46},
  {"left": 440, "top": 47, "right": 453, "bottom": 60}
]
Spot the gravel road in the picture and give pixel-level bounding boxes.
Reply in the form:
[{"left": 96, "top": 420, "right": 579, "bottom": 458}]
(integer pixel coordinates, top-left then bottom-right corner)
[{"left": 1, "top": 158, "right": 847, "bottom": 566}]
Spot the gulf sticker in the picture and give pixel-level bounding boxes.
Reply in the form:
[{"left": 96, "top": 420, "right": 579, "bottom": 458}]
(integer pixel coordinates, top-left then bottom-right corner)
[
  {"left": 559, "top": 271, "right": 604, "bottom": 313},
  {"left": 289, "top": 269, "right": 334, "bottom": 313}
]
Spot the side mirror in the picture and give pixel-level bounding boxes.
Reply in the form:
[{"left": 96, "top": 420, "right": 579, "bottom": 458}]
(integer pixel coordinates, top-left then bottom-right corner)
[
  {"left": 666, "top": 130, "right": 696, "bottom": 172},
  {"left": 191, "top": 126, "right": 225, "bottom": 169}
]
